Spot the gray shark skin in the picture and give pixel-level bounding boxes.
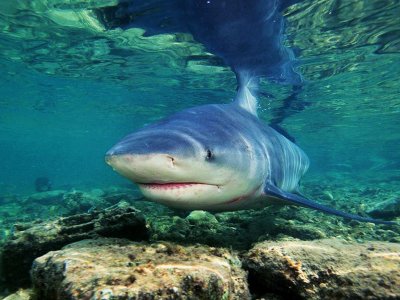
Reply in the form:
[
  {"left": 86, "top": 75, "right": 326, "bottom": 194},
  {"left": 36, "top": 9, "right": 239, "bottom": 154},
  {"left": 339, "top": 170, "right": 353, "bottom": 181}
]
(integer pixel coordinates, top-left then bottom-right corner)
[{"left": 106, "top": 79, "right": 396, "bottom": 225}]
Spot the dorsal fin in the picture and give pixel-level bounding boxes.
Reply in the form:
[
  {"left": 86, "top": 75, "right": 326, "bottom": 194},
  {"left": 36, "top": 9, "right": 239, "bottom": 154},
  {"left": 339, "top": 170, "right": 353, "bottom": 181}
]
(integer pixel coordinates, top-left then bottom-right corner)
[{"left": 234, "top": 71, "right": 259, "bottom": 116}]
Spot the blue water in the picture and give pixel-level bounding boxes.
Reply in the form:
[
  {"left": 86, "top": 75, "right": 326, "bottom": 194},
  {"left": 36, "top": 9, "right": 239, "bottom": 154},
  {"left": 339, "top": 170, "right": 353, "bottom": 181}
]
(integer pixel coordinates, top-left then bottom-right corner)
[
  {"left": 0, "top": 0, "right": 399, "bottom": 202},
  {"left": 0, "top": 1, "right": 400, "bottom": 297}
]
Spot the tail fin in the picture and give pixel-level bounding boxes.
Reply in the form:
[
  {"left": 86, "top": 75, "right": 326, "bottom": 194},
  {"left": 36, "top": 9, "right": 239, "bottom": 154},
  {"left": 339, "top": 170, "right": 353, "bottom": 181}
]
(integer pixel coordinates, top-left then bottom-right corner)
[{"left": 234, "top": 71, "right": 259, "bottom": 116}]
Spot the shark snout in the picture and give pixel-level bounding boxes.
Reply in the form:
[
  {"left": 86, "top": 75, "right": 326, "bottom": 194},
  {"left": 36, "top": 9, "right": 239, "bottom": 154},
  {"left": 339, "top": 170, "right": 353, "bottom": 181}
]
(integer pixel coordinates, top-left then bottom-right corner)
[
  {"left": 105, "top": 154, "right": 114, "bottom": 165},
  {"left": 105, "top": 129, "right": 201, "bottom": 182},
  {"left": 105, "top": 152, "right": 182, "bottom": 183}
]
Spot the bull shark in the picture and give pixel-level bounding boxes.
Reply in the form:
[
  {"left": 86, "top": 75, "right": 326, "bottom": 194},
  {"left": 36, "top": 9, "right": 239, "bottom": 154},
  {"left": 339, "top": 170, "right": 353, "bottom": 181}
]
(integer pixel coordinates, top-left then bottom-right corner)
[{"left": 106, "top": 73, "right": 395, "bottom": 225}]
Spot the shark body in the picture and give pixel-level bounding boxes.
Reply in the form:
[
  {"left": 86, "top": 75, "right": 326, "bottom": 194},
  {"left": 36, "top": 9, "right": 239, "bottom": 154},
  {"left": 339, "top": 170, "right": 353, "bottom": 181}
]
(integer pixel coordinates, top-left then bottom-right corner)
[{"left": 106, "top": 78, "right": 395, "bottom": 225}]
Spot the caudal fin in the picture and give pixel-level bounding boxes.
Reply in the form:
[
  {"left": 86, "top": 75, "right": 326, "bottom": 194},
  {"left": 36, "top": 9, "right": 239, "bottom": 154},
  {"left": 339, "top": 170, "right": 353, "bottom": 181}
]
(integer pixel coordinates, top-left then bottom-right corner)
[{"left": 264, "top": 183, "right": 398, "bottom": 225}]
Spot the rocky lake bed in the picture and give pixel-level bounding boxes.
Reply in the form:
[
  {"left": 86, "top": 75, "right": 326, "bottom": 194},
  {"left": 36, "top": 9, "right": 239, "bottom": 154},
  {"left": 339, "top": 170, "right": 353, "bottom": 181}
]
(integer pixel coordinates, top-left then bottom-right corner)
[{"left": 0, "top": 179, "right": 399, "bottom": 299}]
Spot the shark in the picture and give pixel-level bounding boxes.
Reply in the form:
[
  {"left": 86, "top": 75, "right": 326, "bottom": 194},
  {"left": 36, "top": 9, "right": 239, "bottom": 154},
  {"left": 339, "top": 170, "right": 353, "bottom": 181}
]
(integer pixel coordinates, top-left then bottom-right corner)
[
  {"left": 103, "top": 0, "right": 396, "bottom": 225},
  {"left": 105, "top": 73, "right": 395, "bottom": 225}
]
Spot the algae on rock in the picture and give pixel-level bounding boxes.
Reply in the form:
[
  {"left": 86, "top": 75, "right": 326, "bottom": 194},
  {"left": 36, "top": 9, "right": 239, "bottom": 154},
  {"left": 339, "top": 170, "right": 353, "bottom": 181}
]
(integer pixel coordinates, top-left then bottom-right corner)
[
  {"left": 31, "top": 238, "right": 250, "bottom": 300},
  {"left": 1, "top": 206, "right": 148, "bottom": 289},
  {"left": 243, "top": 238, "right": 400, "bottom": 299}
]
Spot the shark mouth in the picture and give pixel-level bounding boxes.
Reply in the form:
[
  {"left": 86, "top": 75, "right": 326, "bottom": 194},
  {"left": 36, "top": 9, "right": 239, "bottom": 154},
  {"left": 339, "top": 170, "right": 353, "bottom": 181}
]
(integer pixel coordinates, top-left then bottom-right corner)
[{"left": 138, "top": 182, "right": 219, "bottom": 190}]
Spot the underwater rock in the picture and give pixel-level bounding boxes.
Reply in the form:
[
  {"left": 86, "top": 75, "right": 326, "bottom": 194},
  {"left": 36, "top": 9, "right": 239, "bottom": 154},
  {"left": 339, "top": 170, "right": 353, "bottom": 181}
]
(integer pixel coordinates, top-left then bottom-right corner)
[
  {"left": 25, "top": 188, "right": 134, "bottom": 213},
  {"left": 148, "top": 207, "right": 335, "bottom": 250},
  {"left": 186, "top": 210, "right": 218, "bottom": 224},
  {"left": 149, "top": 213, "right": 255, "bottom": 250},
  {"left": 243, "top": 238, "right": 400, "bottom": 299},
  {"left": 273, "top": 222, "right": 327, "bottom": 240},
  {"left": 367, "top": 197, "right": 400, "bottom": 219},
  {"left": 1, "top": 206, "right": 148, "bottom": 289},
  {"left": 2, "top": 289, "right": 34, "bottom": 300},
  {"left": 62, "top": 190, "right": 108, "bottom": 214},
  {"left": 26, "top": 190, "right": 65, "bottom": 205},
  {"left": 31, "top": 238, "right": 250, "bottom": 300}
]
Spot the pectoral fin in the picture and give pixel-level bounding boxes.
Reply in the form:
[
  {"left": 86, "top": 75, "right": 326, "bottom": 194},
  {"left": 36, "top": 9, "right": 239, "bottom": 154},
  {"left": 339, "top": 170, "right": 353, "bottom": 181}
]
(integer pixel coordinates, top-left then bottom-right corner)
[{"left": 264, "top": 183, "right": 397, "bottom": 225}]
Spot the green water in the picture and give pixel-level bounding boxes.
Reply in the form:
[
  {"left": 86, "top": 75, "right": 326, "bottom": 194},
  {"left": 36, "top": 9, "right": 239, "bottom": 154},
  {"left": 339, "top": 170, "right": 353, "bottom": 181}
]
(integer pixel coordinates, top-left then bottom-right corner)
[
  {"left": 0, "top": 0, "right": 399, "bottom": 215},
  {"left": 0, "top": 2, "right": 399, "bottom": 297}
]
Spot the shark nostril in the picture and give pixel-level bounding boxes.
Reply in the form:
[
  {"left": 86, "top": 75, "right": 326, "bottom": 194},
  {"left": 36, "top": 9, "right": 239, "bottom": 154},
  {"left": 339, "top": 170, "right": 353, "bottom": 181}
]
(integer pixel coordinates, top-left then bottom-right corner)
[{"left": 167, "top": 155, "right": 175, "bottom": 167}]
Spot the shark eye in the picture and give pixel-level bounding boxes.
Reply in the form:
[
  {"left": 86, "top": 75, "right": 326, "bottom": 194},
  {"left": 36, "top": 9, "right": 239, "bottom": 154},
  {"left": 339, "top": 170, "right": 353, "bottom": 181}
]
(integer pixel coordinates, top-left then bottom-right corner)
[{"left": 205, "top": 149, "right": 214, "bottom": 161}]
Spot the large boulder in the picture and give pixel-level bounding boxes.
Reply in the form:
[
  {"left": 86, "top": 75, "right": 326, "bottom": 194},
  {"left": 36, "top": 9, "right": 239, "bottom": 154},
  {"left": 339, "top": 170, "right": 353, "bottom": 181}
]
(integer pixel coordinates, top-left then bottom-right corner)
[
  {"left": 243, "top": 238, "right": 400, "bottom": 299},
  {"left": 1, "top": 206, "right": 148, "bottom": 288},
  {"left": 31, "top": 238, "right": 250, "bottom": 300}
]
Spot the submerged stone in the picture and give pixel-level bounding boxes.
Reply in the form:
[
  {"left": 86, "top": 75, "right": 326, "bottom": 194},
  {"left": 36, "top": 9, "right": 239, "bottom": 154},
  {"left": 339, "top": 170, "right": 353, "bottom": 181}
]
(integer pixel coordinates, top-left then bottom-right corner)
[
  {"left": 186, "top": 210, "right": 218, "bottom": 224},
  {"left": 31, "top": 238, "right": 250, "bottom": 300},
  {"left": 243, "top": 238, "right": 400, "bottom": 299},
  {"left": 2, "top": 289, "right": 34, "bottom": 300},
  {"left": 1, "top": 207, "right": 148, "bottom": 289}
]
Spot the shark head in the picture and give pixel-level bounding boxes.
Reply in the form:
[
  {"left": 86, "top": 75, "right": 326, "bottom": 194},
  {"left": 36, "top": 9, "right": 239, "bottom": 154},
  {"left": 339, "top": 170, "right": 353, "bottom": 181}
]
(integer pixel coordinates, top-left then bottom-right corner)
[{"left": 105, "top": 104, "right": 265, "bottom": 210}]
